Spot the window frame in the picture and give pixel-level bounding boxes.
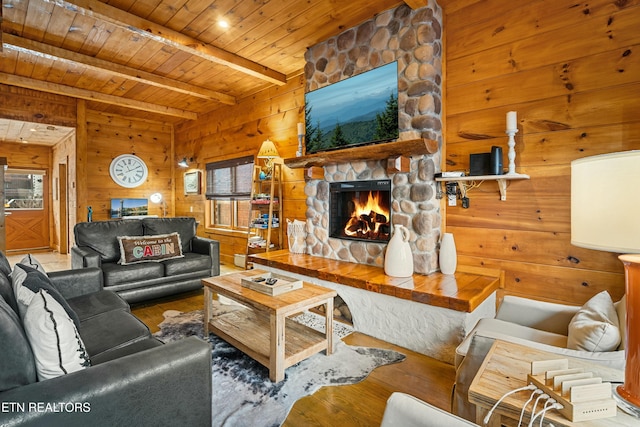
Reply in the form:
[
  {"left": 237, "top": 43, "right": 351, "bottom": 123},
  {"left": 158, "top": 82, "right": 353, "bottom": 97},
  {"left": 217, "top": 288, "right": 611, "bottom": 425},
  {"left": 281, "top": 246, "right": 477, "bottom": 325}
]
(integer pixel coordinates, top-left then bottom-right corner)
[{"left": 205, "top": 156, "right": 254, "bottom": 232}]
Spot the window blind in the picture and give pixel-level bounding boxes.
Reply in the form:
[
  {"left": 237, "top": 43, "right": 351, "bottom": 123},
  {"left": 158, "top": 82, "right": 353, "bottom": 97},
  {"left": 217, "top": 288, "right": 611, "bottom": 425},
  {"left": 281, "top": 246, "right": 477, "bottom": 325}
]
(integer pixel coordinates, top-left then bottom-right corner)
[{"left": 205, "top": 156, "right": 254, "bottom": 199}]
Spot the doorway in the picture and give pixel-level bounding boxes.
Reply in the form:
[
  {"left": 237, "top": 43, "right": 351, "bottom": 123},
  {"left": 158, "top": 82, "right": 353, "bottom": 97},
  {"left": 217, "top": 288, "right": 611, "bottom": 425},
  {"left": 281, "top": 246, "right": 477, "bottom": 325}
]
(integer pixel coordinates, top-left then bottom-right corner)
[{"left": 4, "top": 169, "right": 50, "bottom": 252}]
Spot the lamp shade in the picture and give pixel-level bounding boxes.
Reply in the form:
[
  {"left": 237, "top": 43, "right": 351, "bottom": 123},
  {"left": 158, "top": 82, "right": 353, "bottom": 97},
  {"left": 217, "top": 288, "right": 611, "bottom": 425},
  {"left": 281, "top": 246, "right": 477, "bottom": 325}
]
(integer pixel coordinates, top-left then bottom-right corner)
[
  {"left": 571, "top": 150, "right": 640, "bottom": 254},
  {"left": 257, "top": 139, "right": 280, "bottom": 158}
]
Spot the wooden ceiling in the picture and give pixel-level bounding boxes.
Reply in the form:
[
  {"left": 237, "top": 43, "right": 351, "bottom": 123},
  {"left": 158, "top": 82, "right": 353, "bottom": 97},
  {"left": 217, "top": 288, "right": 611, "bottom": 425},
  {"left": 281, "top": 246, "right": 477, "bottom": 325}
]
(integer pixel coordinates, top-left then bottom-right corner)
[{"left": 1, "top": 0, "right": 416, "bottom": 140}]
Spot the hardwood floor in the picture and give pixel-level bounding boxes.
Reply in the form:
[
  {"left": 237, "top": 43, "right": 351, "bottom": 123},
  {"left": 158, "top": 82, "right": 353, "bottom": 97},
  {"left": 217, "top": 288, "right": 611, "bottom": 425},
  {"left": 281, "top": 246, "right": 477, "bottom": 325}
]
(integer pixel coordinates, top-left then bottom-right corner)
[{"left": 8, "top": 252, "right": 457, "bottom": 425}]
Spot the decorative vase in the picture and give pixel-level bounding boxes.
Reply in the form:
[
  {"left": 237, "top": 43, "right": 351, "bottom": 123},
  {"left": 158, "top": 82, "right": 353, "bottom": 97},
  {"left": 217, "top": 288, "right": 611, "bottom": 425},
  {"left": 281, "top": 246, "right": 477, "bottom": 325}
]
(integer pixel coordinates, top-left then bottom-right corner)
[
  {"left": 384, "top": 224, "right": 414, "bottom": 278},
  {"left": 439, "top": 233, "right": 457, "bottom": 275}
]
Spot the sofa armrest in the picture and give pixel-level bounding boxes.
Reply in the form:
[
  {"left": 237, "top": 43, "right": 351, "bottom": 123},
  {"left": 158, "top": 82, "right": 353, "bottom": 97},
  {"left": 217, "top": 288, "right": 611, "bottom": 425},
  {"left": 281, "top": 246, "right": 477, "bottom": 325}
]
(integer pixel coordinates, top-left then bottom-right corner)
[
  {"left": 48, "top": 268, "right": 104, "bottom": 299},
  {"left": 191, "top": 236, "right": 220, "bottom": 276},
  {"left": 0, "top": 336, "right": 212, "bottom": 427},
  {"left": 496, "top": 295, "right": 579, "bottom": 336},
  {"left": 71, "top": 246, "right": 101, "bottom": 269}
]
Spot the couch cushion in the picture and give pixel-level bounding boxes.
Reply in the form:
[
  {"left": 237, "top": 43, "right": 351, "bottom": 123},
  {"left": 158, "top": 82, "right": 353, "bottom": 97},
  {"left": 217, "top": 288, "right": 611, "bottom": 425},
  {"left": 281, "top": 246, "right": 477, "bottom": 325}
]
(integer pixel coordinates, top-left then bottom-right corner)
[
  {"left": 163, "top": 252, "right": 212, "bottom": 276},
  {"left": 0, "top": 251, "right": 12, "bottom": 277},
  {"left": 567, "top": 291, "right": 620, "bottom": 352},
  {"left": 455, "top": 317, "right": 568, "bottom": 368},
  {"left": 0, "top": 295, "right": 36, "bottom": 391},
  {"left": 117, "top": 232, "right": 184, "bottom": 265},
  {"left": 13, "top": 264, "right": 81, "bottom": 330},
  {"left": 75, "top": 220, "right": 144, "bottom": 263},
  {"left": 23, "top": 289, "right": 91, "bottom": 381},
  {"left": 0, "top": 271, "right": 18, "bottom": 314},
  {"left": 101, "top": 262, "right": 164, "bottom": 288},
  {"left": 142, "top": 217, "right": 196, "bottom": 254},
  {"left": 79, "top": 310, "right": 151, "bottom": 360},
  {"left": 67, "top": 290, "right": 130, "bottom": 321}
]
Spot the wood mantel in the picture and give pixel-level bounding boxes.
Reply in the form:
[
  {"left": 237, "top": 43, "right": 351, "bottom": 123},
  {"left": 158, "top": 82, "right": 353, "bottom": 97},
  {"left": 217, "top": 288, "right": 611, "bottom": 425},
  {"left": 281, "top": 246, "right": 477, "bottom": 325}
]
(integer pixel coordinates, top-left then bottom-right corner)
[
  {"left": 250, "top": 250, "right": 502, "bottom": 312},
  {"left": 283, "top": 138, "right": 439, "bottom": 169}
]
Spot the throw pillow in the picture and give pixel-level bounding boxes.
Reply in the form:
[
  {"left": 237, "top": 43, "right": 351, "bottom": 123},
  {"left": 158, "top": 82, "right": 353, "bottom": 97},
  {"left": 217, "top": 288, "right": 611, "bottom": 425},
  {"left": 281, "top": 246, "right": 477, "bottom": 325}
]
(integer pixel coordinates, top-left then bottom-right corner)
[
  {"left": 11, "top": 254, "right": 46, "bottom": 316},
  {"left": 117, "top": 232, "right": 184, "bottom": 265},
  {"left": 22, "top": 289, "right": 90, "bottom": 380},
  {"left": 567, "top": 291, "right": 621, "bottom": 352},
  {"left": 13, "top": 264, "right": 81, "bottom": 330},
  {"left": 20, "top": 254, "right": 46, "bottom": 273}
]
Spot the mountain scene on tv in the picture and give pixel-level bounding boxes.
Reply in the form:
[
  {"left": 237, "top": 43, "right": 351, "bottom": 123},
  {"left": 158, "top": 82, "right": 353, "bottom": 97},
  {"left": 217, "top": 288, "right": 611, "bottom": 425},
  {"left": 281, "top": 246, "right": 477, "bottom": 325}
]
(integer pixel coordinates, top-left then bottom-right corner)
[{"left": 304, "top": 62, "right": 399, "bottom": 154}]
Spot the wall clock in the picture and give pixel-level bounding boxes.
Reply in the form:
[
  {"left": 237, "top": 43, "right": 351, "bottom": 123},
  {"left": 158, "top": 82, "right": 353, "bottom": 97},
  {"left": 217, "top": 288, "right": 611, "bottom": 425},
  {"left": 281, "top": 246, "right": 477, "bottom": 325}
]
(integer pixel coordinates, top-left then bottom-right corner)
[{"left": 109, "top": 154, "right": 148, "bottom": 188}]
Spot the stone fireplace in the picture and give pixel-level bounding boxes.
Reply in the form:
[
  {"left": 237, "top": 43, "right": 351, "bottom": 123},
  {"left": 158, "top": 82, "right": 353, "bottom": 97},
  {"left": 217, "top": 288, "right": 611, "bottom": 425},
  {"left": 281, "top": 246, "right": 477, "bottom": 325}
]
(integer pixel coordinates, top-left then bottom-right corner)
[{"left": 303, "top": 3, "right": 444, "bottom": 275}]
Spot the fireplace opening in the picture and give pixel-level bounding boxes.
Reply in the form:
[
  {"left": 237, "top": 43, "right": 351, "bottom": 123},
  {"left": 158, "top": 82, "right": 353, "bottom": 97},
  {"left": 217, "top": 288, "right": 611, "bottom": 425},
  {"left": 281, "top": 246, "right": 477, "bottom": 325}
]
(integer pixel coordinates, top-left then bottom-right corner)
[{"left": 329, "top": 180, "right": 391, "bottom": 242}]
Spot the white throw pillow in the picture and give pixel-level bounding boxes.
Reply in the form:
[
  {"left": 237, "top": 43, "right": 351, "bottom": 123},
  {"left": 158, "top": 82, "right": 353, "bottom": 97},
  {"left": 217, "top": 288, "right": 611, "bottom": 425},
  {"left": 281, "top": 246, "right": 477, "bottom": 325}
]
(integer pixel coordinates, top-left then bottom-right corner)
[
  {"left": 22, "top": 289, "right": 90, "bottom": 380},
  {"left": 19, "top": 254, "right": 46, "bottom": 272},
  {"left": 567, "top": 291, "right": 620, "bottom": 352},
  {"left": 12, "top": 254, "right": 46, "bottom": 318}
]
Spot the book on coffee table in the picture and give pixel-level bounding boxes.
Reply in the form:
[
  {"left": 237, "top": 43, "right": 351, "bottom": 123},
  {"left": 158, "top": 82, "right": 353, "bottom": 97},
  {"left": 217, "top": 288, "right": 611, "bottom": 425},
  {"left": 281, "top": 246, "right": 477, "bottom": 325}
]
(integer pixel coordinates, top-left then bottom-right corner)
[{"left": 241, "top": 272, "right": 303, "bottom": 296}]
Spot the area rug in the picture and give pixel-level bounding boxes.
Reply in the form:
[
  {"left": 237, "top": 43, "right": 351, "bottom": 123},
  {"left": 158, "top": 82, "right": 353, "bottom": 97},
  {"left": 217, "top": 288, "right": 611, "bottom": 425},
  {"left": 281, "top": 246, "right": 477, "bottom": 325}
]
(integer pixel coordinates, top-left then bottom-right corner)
[{"left": 153, "top": 303, "right": 406, "bottom": 427}]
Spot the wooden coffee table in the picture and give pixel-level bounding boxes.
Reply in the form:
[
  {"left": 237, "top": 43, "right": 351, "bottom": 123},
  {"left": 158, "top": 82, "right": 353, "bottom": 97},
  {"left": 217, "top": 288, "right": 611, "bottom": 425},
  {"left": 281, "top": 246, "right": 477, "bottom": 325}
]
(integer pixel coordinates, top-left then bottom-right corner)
[
  {"left": 469, "top": 340, "right": 636, "bottom": 426},
  {"left": 202, "top": 270, "right": 337, "bottom": 382}
]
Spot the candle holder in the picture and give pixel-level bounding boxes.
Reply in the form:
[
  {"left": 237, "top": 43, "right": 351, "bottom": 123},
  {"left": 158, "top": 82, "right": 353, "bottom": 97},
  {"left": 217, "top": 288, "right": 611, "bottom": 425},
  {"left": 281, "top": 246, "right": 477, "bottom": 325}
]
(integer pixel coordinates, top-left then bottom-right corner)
[
  {"left": 296, "top": 134, "right": 304, "bottom": 157},
  {"left": 505, "top": 128, "right": 519, "bottom": 175}
]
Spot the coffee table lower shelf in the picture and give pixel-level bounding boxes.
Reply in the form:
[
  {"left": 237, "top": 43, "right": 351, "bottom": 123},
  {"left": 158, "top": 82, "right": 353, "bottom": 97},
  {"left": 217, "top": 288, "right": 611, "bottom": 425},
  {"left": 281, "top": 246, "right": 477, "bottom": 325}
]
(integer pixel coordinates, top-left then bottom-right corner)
[{"left": 208, "top": 309, "right": 328, "bottom": 371}]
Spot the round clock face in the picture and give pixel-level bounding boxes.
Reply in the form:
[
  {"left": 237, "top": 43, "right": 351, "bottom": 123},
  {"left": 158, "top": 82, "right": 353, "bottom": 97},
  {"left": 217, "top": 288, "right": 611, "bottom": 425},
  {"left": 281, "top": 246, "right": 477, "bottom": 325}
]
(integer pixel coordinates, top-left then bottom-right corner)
[{"left": 109, "top": 154, "right": 148, "bottom": 188}]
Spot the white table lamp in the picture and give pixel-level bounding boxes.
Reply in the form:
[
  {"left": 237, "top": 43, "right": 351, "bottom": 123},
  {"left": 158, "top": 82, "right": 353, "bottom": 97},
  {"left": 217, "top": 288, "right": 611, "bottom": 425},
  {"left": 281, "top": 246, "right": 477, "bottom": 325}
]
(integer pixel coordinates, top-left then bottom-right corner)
[{"left": 571, "top": 150, "right": 640, "bottom": 417}]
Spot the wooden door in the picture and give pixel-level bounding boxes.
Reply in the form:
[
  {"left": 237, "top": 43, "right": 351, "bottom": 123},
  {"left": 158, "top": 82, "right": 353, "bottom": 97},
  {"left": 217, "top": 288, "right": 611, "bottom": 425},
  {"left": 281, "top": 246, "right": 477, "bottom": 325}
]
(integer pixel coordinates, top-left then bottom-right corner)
[{"left": 5, "top": 170, "right": 50, "bottom": 251}]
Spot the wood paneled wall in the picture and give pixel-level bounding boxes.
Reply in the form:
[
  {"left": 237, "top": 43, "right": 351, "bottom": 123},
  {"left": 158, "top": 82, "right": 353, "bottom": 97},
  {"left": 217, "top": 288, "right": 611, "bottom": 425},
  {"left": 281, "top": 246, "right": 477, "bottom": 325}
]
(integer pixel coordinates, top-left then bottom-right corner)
[
  {"left": 80, "top": 111, "right": 175, "bottom": 222},
  {"left": 174, "top": 75, "right": 306, "bottom": 265},
  {"left": 52, "top": 133, "right": 77, "bottom": 252},
  {"left": 0, "top": 85, "right": 76, "bottom": 127},
  {"left": 442, "top": 0, "right": 639, "bottom": 304}
]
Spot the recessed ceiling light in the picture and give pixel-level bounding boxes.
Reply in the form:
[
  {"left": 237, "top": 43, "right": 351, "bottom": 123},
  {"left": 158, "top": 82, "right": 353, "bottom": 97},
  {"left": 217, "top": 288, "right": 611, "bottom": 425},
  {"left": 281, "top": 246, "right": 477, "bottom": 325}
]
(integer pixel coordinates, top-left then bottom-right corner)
[
  {"left": 30, "top": 128, "right": 38, "bottom": 132},
  {"left": 218, "top": 19, "right": 230, "bottom": 29}
]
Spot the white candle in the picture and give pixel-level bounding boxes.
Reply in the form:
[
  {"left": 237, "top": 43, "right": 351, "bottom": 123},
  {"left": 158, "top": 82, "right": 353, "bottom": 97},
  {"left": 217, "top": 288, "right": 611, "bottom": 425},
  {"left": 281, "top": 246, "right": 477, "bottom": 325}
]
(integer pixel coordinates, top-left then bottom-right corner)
[
  {"left": 297, "top": 122, "right": 305, "bottom": 135},
  {"left": 506, "top": 111, "right": 517, "bottom": 131}
]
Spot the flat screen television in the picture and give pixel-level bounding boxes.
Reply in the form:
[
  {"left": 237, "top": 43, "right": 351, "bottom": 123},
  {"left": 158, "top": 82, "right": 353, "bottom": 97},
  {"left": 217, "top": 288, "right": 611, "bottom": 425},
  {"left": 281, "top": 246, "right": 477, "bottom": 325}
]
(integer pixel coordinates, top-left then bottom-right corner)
[
  {"left": 110, "top": 198, "right": 149, "bottom": 218},
  {"left": 304, "top": 61, "right": 399, "bottom": 155}
]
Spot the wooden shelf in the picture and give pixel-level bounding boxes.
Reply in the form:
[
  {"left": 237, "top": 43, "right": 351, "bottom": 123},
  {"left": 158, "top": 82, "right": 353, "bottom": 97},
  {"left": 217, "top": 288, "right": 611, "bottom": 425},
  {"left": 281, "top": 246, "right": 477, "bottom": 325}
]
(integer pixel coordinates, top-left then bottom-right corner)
[
  {"left": 435, "top": 173, "right": 530, "bottom": 201},
  {"left": 283, "top": 138, "right": 438, "bottom": 169},
  {"left": 208, "top": 309, "right": 327, "bottom": 369}
]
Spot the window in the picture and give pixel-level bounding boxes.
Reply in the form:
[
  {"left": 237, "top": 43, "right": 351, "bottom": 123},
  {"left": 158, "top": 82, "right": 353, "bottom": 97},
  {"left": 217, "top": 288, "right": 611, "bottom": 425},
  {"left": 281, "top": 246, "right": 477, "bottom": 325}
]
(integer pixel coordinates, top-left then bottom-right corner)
[
  {"left": 205, "top": 156, "right": 254, "bottom": 231},
  {"left": 5, "top": 170, "right": 46, "bottom": 210}
]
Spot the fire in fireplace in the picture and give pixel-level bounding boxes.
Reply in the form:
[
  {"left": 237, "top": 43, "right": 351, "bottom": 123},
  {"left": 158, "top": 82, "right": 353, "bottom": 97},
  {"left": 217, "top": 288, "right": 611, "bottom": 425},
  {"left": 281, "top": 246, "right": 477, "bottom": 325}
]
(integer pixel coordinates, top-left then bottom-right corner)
[{"left": 329, "top": 180, "right": 391, "bottom": 242}]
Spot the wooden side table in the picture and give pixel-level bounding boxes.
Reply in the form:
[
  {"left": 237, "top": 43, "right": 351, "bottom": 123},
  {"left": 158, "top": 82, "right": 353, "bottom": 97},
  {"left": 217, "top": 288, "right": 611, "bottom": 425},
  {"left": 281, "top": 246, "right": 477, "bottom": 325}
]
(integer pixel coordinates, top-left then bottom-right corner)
[
  {"left": 469, "top": 340, "right": 636, "bottom": 426},
  {"left": 202, "top": 270, "right": 337, "bottom": 382}
]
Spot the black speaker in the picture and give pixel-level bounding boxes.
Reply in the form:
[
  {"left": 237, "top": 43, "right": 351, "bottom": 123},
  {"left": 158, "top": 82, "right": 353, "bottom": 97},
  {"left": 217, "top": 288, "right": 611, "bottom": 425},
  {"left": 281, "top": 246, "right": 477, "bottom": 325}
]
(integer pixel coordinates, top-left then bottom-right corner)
[
  {"left": 469, "top": 153, "right": 491, "bottom": 176},
  {"left": 490, "top": 146, "right": 503, "bottom": 175}
]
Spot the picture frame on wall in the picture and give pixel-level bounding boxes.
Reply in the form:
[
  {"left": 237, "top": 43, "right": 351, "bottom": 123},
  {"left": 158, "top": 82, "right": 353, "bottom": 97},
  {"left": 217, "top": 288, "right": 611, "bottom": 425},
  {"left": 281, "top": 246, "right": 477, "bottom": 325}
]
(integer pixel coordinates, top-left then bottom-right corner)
[{"left": 184, "top": 171, "right": 201, "bottom": 195}]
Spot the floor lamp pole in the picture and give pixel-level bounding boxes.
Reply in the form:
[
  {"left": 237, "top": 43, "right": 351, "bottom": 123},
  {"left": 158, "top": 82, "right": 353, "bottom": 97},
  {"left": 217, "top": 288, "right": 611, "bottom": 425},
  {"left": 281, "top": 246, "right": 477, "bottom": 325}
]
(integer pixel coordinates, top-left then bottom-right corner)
[{"left": 615, "top": 254, "right": 640, "bottom": 417}]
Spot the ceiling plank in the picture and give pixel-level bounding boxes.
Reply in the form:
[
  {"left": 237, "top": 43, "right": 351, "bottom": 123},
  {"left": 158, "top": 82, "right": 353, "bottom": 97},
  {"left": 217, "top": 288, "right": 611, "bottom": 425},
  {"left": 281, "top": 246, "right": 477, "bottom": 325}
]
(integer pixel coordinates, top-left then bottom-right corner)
[
  {"left": 44, "top": 0, "right": 288, "bottom": 86},
  {"left": 0, "top": 72, "right": 198, "bottom": 120},
  {"left": 3, "top": 33, "right": 236, "bottom": 105}
]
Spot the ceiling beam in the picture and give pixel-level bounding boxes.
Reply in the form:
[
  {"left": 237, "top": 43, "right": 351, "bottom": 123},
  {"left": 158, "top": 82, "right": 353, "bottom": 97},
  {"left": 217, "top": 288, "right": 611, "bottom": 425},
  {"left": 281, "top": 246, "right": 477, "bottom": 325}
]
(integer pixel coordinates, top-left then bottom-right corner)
[
  {"left": 0, "top": 72, "right": 198, "bottom": 120},
  {"left": 403, "top": 0, "right": 428, "bottom": 9},
  {"left": 3, "top": 34, "right": 236, "bottom": 106},
  {"left": 46, "top": 0, "right": 287, "bottom": 86}
]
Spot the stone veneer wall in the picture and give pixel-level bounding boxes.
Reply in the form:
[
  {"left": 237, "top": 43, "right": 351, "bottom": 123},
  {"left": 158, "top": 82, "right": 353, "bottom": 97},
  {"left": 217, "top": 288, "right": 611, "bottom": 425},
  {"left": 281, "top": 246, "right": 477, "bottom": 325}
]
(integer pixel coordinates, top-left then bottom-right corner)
[{"left": 303, "top": 3, "right": 444, "bottom": 274}]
